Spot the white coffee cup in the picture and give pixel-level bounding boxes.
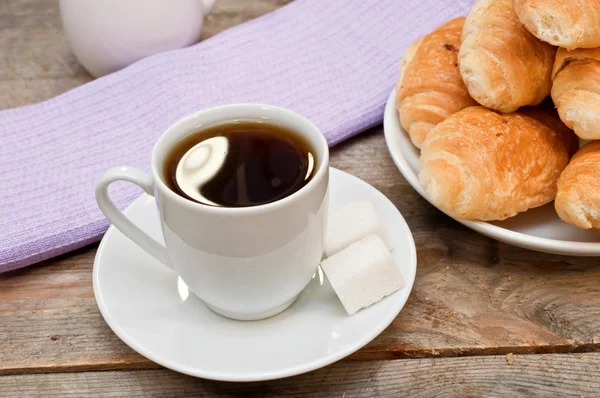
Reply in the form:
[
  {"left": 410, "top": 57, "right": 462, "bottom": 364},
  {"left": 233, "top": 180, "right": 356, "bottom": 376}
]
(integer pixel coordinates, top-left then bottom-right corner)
[{"left": 96, "top": 104, "right": 329, "bottom": 321}]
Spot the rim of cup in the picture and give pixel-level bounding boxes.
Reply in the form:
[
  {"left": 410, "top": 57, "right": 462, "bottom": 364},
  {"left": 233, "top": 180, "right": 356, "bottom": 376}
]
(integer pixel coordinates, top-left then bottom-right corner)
[{"left": 151, "top": 103, "right": 329, "bottom": 215}]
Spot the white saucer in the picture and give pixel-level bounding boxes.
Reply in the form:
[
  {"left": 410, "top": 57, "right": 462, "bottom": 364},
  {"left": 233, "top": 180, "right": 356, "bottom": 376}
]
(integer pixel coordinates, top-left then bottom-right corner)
[
  {"left": 384, "top": 88, "right": 600, "bottom": 256},
  {"left": 93, "top": 167, "right": 417, "bottom": 381}
]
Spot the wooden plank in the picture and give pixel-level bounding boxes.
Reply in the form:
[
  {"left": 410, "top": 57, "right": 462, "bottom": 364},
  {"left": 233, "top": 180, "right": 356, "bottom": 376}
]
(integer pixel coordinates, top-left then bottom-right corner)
[
  {"left": 0, "top": 0, "right": 91, "bottom": 108},
  {"left": 1, "top": 353, "right": 599, "bottom": 397}
]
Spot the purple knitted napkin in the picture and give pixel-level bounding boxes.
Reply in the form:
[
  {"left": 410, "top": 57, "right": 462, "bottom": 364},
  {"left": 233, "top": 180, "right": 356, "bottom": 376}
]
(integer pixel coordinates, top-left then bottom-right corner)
[{"left": 0, "top": 0, "right": 474, "bottom": 272}]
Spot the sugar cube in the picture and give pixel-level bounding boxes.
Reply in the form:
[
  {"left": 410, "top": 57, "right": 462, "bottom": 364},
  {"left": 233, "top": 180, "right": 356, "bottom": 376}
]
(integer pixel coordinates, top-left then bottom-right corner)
[
  {"left": 324, "top": 200, "right": 392, "bottom": 257},
  {"left": 321, "top": 234, "right": 404, "bottom": 315}
]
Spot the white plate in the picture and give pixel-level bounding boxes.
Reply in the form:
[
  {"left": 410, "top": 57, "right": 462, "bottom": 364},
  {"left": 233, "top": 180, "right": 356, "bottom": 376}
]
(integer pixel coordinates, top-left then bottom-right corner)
[
  {"left": 384, "top": 88, "right": 600, "bottom": 256},
  {"left": 93, "top": 167, "right": 417, "bottom": 381}
]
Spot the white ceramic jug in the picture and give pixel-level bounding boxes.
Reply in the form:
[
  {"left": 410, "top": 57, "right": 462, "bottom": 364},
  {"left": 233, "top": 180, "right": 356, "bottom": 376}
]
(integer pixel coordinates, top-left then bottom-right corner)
[{"left": 60, "top": 0, "right": 215, "bottom": 77}]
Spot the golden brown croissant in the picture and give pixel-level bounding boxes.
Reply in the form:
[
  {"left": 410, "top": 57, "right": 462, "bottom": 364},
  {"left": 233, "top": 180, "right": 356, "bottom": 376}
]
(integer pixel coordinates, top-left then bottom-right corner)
[
  {"left": 551, "top": 47, "right": 600, "bottom": 140},
  {"left": 419, "top": 106, "right": 577, "bottom": 221},
  {"left": 459, "top": 0, "right": 556, "bottom": 113},
  {"left": 396, "top": 17, "right": 476, "bottom": 149},
  {"left": 514, "top": 0, "right": 600, "bottom": 50},
  {"left": 556, "top": 141, "right": 600, "bottom": 231}
]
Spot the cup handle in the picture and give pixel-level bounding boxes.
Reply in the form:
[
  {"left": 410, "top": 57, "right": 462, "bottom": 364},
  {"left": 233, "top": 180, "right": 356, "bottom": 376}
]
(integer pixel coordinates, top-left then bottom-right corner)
[
  {"left": 201, "top": 0, "right": 216, "bottom": 15},
  {"left": 96, "top": 166, "right": 172, "bottom": 269}
]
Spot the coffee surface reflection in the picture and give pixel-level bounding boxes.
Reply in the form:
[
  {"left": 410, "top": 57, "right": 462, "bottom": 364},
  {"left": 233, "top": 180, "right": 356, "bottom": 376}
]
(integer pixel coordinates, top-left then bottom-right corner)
[{"left": 164, "top": 121, "right": 316, "bottom": 207}]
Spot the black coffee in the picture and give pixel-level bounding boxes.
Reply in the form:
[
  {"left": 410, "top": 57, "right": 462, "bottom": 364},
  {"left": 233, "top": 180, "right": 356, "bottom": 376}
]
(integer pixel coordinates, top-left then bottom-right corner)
[{"left": 164, "top": 122, "right": 316, "bottom": 207}]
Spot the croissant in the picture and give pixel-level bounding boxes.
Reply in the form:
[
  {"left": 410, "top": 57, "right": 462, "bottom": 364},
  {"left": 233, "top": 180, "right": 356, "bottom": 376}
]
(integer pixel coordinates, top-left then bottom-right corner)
[
  {"left": 514, "top": 0, "right": 600, "bottom": 50},
  {"left": 551, "top": 47, "right": 600, "bottom": 140},
  {"left": 459, "top": 0, "right": 556, "bottom": 113},
  {"left": 396, "top": 17, "right": 476, "bottom": 149},
  {"left": 419, "top": 106, "right": 577, "bottom": 221},
  {"left": 556, "top": 141, "right": 600, "bottom": 231}
]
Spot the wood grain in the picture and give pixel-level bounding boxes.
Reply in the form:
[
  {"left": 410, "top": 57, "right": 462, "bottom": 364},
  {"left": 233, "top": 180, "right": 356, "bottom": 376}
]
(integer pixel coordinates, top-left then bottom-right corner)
[
  {"left": 2, "top": 353, "right": 599, "bottom": 397},
  {"left": 1, "top": 0, "right": 600, "bottom": 383}
]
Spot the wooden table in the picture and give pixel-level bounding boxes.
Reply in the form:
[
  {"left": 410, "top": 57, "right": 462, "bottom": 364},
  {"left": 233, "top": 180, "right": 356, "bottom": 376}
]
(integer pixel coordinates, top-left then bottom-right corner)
[{"left": 1, "top": 1, "right": 599, "bottom": 396}]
